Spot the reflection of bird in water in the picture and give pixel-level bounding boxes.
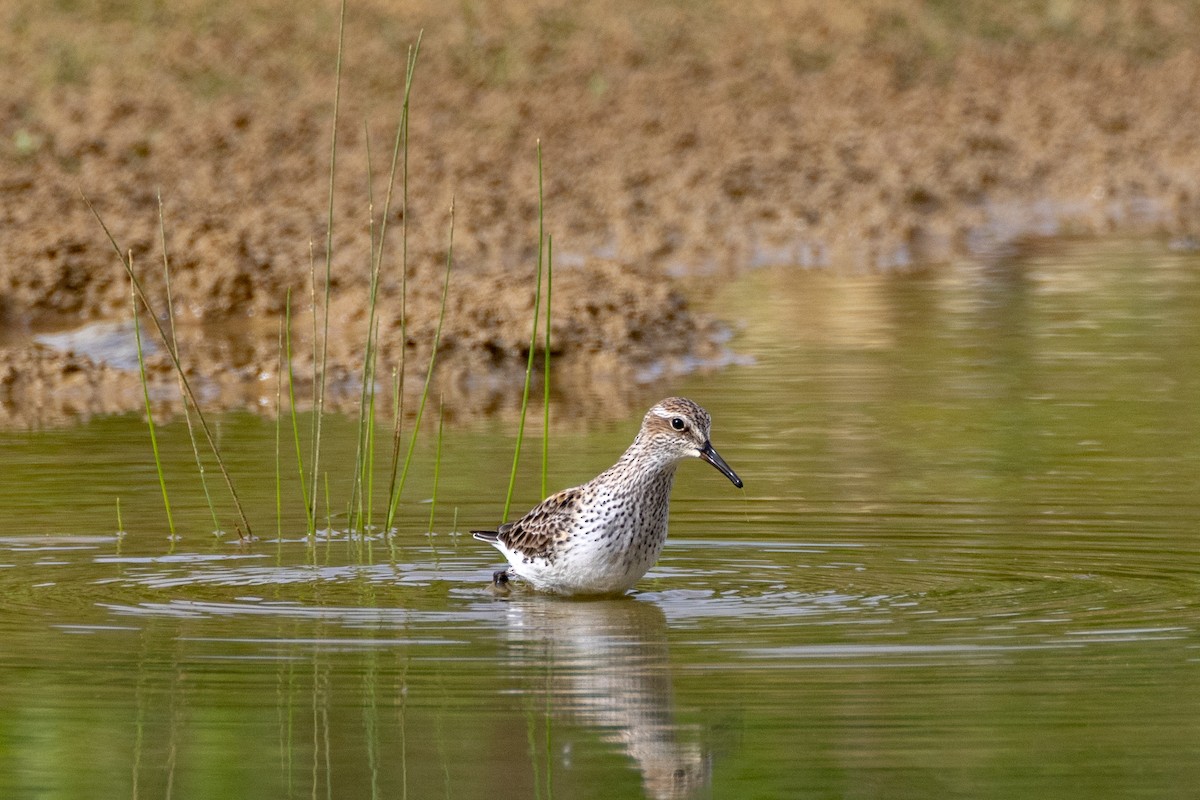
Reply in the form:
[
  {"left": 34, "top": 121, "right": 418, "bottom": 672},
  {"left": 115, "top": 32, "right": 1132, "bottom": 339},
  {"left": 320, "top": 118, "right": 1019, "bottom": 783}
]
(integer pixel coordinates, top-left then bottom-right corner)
[
  {"left": 474, "top": 397, "right": 742, "bottom": 596},
  {"left": 501, "top": 597, "right": 710, "bottom": 800}
]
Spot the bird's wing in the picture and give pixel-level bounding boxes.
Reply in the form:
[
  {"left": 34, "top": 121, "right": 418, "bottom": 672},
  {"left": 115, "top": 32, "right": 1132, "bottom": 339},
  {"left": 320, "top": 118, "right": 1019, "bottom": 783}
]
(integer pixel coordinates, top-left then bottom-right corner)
[{"left": 495, "top": 486, "right": 584, "bottom": 560}]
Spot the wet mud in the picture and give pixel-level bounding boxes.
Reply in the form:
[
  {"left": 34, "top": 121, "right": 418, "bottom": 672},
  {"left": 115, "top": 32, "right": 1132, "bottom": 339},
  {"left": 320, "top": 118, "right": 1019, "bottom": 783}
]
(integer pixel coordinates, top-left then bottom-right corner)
[{"left": 2, "top": 0, "right": 1198, "bottom": 426}]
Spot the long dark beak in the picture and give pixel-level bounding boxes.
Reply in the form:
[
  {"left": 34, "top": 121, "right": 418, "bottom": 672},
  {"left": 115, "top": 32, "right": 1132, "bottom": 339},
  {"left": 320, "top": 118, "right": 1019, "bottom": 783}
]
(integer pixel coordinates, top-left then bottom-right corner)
[{"left": 700, "top": 441, "right": 743, "bottom": 488}]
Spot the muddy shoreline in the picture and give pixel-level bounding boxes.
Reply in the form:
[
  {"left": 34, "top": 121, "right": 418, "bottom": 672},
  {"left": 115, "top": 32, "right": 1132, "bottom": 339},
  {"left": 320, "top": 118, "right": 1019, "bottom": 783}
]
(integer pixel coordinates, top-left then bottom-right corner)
[{"left": 3, "top": 1, "right": 1199, "bottom": 427}]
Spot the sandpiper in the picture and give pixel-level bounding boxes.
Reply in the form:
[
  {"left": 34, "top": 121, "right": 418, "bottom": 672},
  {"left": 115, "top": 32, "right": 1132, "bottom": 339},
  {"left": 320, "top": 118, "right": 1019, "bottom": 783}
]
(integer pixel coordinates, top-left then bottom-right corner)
[{"left": 473, "top": 397, "right": 743, "bottom": 596}]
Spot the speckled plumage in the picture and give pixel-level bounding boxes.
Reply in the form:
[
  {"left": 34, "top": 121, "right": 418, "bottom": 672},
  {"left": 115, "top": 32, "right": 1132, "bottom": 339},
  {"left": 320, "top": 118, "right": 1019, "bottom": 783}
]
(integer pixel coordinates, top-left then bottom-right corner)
[{"left": 473, "top": 397, "right": 743, "bottom": 596}]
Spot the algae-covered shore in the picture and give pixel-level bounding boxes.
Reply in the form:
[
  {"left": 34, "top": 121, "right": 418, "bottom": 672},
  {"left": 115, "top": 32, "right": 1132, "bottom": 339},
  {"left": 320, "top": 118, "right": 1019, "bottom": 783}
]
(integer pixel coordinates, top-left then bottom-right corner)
[{"left": 2, "top": 0, "right": 1198, "bottom": 426}]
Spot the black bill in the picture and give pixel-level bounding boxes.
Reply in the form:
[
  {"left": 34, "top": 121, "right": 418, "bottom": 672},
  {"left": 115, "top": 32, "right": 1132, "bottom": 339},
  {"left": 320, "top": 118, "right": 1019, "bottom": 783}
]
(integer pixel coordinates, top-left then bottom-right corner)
[{"left": 700, "top": 441, "right": 743, "bottom": 488}]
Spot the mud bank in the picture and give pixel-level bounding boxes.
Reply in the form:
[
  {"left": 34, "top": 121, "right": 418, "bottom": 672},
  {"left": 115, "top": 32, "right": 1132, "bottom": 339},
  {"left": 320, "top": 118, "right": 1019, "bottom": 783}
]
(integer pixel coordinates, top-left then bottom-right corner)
[{"left": 2, "top": 0, "right": 1198, "bottom": 426}]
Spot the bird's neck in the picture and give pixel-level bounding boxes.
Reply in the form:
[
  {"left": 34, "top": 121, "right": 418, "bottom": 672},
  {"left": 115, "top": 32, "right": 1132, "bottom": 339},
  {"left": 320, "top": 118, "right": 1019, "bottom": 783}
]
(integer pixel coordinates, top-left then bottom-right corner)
[{"left": 603, "top": 434, "right": 680, "bottom": 489}]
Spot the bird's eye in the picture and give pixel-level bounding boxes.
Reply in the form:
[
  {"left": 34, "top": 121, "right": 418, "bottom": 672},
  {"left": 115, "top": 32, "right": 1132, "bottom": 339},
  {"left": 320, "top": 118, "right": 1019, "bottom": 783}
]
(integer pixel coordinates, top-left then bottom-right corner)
[{"left": 670, "top": 417, "right": 686, "bottom": 431}]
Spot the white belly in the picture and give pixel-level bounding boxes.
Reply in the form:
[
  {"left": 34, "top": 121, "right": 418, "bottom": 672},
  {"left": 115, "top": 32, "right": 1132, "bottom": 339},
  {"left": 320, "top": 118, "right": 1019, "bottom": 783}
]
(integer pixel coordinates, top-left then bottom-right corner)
[{"left": 500, "top": 508, "right": 669, "bottom": 596}]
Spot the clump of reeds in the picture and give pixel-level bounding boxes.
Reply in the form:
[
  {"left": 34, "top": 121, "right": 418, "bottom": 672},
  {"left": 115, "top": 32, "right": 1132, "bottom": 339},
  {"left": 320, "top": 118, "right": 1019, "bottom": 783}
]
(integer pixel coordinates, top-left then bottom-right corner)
[
  {"left": 85, "top": 5, "right": 556, "bottom": 553},
  {"left": 85, "top": 194, "right": 253, "bottom": 541}
]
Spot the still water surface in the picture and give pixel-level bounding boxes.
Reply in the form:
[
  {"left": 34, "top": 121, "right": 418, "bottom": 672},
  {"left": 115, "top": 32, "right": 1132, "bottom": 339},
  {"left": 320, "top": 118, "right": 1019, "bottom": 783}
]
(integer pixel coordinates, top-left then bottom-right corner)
[{"left": 1, "top": 240, "right": 1198, "bottom": 798}]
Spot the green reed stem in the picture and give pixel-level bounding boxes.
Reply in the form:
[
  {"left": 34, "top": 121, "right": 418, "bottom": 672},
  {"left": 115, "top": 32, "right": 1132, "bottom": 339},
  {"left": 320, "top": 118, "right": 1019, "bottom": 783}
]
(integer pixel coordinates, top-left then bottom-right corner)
[
  {"left": 275, "top": 314, "right": 285, "bottom": 544},
  {"left": 350, "top": 126, "right": 379, "bottom": 537},
  {"left": 387, "top": 367, "right": 403, "bottom": 557},
  {"left": 130, "top": 270, "right": 174, "bottom": 538},
  {"left": 384, "top": 36, "right": 422, "bottom": 541},
  {"left": 352, "top": 129, "right": 377, "bottom": 534},
  {"left": 503, "top": 142, "right": 546, "bottom": 521},
  {"left": 365, "top": 318, "right": 380, "bottom": 536},
  {"left": 306, "top": 245, "right": 320, "bottom": 534},
  {"left": 542, "top": 234, "right": 552, "bottom": 498},
  {"left": 284, "top": 290, "right": 313, "bottom": 532},
  {"left": 309, "top": 0, "right": 347, "bottom": 535},
  {"left": 116, "top": 496, "right": 124, "bottom": 534},
  {"left": 324, "top": 471, "right": 332, "bottom": 536},
  {"left": 375, "top": 32, "right": 423, "bottom": 335},
  {"left": 385, "top": 201, "right": 454, "bottom": 534},
  {"left": 158, "top": 195, "right": 221, "bottom": 534},
  {"left": 85, "top": 195, "right": 253, "bottom": 539},
  {"left": 428, "top": 400, "right": 444, "bottom": 534}
]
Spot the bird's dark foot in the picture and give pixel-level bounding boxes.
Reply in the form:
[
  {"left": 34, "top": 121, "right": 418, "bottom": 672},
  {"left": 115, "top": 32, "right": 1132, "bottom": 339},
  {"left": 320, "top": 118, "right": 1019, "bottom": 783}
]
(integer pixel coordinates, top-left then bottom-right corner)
[{"left": 488, "top": 568, "right": 514, "bottom": 596}]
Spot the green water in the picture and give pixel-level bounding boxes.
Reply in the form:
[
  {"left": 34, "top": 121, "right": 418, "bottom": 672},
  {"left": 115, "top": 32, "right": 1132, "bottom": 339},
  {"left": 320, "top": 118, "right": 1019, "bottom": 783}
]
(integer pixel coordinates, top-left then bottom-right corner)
[{"left": 2, "top": 240, "right": 1198, "bottom": 798}]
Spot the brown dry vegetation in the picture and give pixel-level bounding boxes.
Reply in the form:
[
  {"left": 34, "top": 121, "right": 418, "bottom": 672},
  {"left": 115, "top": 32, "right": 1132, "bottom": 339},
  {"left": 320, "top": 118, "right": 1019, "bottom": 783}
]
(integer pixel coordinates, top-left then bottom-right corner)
[{"left": 2, "top": 0, "right": 1199, "bottom": 426}]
